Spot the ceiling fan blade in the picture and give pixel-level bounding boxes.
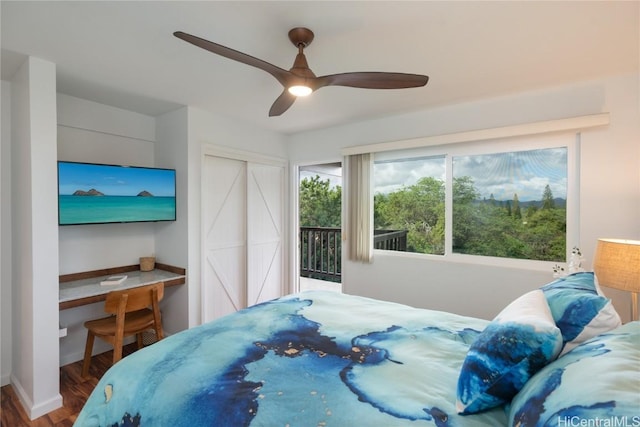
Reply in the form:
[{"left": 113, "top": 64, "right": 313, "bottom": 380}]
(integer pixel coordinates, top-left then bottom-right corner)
[
  {"left": 313, "top": 72, "right": 429, "bottom": 90},
  {"left": 269, "top": 90, "right": 297, "bottom": 117},
  {"left": 174, "top": 31, "right": 292, "bottom": 87},
  {"left": 175, "top": 27, "right": 430, "bottom": 117}
]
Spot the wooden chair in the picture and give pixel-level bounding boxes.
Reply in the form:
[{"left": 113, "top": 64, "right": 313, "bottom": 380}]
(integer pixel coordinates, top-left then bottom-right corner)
[{"left": 82, "top": 282, "right": 165, "bottom": 377}]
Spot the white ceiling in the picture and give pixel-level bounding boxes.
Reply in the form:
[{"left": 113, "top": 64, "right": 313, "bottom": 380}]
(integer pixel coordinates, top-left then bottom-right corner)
[{"left": 1, "top": 1, "right": 638, "bottom": 135}]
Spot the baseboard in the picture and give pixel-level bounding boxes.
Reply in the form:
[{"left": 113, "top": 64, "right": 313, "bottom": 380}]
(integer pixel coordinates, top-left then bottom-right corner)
[
  {"left": 9, "top": 374, "right": 63, "bottom": 420},
  {"left": 1, "top": 372, "right": 10, "bottom": 386}
]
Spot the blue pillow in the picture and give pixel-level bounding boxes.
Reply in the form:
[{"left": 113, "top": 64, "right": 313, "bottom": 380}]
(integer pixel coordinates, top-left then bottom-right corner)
[
  {"left": 541, "top": 272, "right": 621, "bottom": 355},
  {"left": 509, "top": 321, "right": 639, "bottom": 426},
  {"left": 456, "top": 290, "right": 563, "bottom": 414}
]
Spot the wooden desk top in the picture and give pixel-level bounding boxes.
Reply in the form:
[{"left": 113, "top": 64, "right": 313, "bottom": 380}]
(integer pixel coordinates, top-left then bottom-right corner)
[{"left": 59, "top": 263, "right": 186, "bottom": 310}]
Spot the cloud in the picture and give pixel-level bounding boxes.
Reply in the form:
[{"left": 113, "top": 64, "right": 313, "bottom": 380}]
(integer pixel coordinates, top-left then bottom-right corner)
[
  {"left": 374, "top": 157, "right": 445, "bottom": 194},
  {"left": 454, "top": 148, "right": 567, "bottom": 201},
  {"left": 299, "top": 170, "right": 342, "bottom": 189},
  {"left": 374, "top": 148, "right": 567, "bottom": 201}
]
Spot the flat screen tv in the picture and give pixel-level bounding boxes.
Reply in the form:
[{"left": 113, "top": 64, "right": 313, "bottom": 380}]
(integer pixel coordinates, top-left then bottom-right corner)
[{"left": 58, "top": 161, "right": 176, "bottom": 225}]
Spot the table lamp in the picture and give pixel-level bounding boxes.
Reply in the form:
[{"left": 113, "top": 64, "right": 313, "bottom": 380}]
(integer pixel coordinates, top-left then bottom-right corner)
[{"left": 593, "top": 238, "right": 640, "bottom": 321}]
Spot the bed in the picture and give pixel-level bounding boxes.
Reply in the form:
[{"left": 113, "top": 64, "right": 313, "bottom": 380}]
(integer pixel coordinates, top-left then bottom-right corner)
[{"left": 74, "top": 273, "right": 639, "bottom": 427}]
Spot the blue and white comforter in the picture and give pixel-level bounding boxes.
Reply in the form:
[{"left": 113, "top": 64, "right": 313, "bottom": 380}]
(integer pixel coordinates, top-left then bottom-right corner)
[
  {"left": 74, "top": 290, "right": 639, "bottom": 427},
  {"left": 75, "top": 291, "right": 506, "bottom": 426}
]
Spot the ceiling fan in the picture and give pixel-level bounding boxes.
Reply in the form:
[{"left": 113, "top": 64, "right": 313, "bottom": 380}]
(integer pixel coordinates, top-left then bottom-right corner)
[{"left": 173, "top": 28, "right": 429, "bottom": 117}]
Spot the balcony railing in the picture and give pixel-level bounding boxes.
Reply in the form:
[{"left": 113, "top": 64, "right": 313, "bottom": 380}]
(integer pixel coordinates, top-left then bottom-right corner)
[
  {"left": 300, "top": 227, "right": 407, "bottom": 283},
  {"left": 300, "top": 227, "right": 342, "bottom": 282},
  {"left": 374, "top": 229, "right": 408, "bottom": 251}
]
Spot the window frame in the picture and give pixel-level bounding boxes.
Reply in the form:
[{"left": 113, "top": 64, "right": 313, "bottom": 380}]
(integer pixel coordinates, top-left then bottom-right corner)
[{"left": 372, "top": 132, "right": 580, "bottom": 271}]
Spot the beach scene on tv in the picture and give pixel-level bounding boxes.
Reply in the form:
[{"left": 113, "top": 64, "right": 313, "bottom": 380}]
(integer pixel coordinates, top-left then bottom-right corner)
[{"left": 58, "top": 162, "right": 176, "bottom": 225}]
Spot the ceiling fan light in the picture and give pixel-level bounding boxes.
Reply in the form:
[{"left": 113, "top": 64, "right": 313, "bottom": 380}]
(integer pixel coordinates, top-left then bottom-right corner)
[{"left": 288, "top": 85, "right": 313, "bottom": 97}]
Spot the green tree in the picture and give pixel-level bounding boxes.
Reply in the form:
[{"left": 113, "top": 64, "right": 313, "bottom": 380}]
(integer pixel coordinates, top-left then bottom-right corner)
[
  {"left": 526, "top": 205, "right": 539, "bottom": 219},
  {"left": 521, "top": 206, "right": 566, "bottom": 261},
  {"left": 299, "top": 175, "right": 341, "bottom": 227},
  {"left": 452, "top": 176, "right": 480, "bottom": 251},
  {"left": 373, "top": 174, "right": 566, "bottom": 262},
  {"left": 451, "top": 180, "right": 565, "bottom": 261},
  {"left": 375, "top": 177, "right": 445, "bottom": 254},
  {"left": 512, "top": 193, "right": 522, "bottom": 219},
  {"left": 542, "top": 184, "right": 555, "bottom": 209}
]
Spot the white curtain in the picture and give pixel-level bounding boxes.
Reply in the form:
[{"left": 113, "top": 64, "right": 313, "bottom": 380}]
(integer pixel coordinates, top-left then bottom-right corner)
[{"left": 345, "top": 153, "right": 373, "bottom": 262}]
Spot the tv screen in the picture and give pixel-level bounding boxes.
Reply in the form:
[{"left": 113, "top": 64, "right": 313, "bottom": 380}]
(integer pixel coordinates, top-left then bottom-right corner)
[{"left": 58, "top": 161, "right": 176, "bottom": 225}]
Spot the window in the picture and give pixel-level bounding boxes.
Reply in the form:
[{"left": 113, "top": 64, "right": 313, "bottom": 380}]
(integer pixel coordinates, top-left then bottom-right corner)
[
  {"left": 374, "top": 156, "right": 446, "bottom": 255},
  {"left": 373, "top": 134, "right": 575, "bottom": 264},
  {"left": 451, "top": 148, "right": 567, "bottom": 261}
]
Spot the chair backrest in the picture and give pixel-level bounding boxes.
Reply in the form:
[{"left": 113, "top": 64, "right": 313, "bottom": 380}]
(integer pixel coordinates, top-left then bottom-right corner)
[{"left": 104, "top": 282, "right": 164, "bottom": 315}]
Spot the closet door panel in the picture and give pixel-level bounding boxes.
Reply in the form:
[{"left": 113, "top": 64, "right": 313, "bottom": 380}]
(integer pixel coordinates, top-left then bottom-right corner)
[
  {"left": 247, "top": 163, "right": 284, "bottom": 305},
  {"left": 202, "top": 155, "right": 247, "bottom": 322}
]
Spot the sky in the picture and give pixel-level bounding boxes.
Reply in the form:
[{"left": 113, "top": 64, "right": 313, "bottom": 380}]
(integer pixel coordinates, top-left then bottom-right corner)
[
  {"left": 299, "top": 164, "right": 342, "bottom": 189},
  {"left": 375, "top": 156, "right": 445, "bottom": 195},
  {"left": 58, "top": 162, "right": 176, "bottom": 197},
  {"left": 374, "top": 147, "right": 567, "bottom": 201}
]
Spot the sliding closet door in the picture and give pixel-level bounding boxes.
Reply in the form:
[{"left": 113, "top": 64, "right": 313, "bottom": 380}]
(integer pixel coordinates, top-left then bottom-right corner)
[
  {"left": 202, "top": 148, "right": 286, "bottom": 322},
  {"left": 247, "top": 163, "right": 284, "bottom": 305},
  {"left": 202, "top": 155, "right": 247, "bottom": 322}
]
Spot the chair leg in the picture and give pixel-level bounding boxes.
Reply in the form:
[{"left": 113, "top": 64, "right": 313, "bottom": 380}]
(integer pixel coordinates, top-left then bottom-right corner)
[
  {"left": 155, "top": 324, "right": 164, "bottom": 341},
  {"left": 82, "top": 332, "right": 95, "bottom": 378},
  {"left": 137, "top": 333, "right": 144, "bottom": 349},
  {"left": 113, "top": 334, "right": 124, "bottom": 364}
]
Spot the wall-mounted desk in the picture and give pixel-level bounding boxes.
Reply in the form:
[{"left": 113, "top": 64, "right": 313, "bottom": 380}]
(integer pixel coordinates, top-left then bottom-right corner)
[{"left": 59, "top": 263, "right": 186, "bottom": 310}]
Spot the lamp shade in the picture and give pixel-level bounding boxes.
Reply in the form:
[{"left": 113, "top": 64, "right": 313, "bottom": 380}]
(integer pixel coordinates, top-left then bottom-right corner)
[{"left": 593, "top": 239, "right": 640, "bottom": 293}]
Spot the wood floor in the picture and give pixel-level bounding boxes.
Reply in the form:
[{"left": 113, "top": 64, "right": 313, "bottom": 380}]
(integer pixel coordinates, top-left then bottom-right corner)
[{"left": 1, "top": 344, "right": 136, "bottom": 427}]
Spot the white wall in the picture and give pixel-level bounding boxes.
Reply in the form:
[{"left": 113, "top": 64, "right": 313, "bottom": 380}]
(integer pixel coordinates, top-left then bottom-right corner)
[
  {"left": 288, "top": 73, "right": 640, "bottom": 322},
  {"left": 189, "top": 107, "right": 289, "bottom": 159},
  {"left": 1, "top": 0, "right": 6, "bottom": 389},
  {"left": 1, "top": 80, "right": 11, "bottom": 386},
  {"left": 155, "top": 107, "right": 190, "bottom": 333},
  {"left": 10, "top": 57, "right": 62, "bottom": 419}
]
